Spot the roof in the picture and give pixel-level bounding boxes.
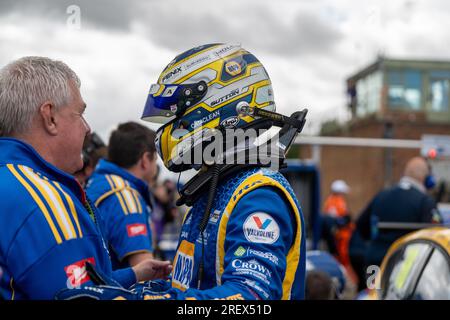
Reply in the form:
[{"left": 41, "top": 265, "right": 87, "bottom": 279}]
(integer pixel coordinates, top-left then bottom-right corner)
[{"left": 347, "top": 57, "right": 450, "bottom": 84}]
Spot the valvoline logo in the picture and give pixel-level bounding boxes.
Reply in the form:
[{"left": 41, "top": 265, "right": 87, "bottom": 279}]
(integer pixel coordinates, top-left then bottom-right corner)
[
  {"left": 252, "top": 216, "right": 272, "bottom": 230},
  {"left": 243, "top": 213, "right": 280, "bottom": 244}
]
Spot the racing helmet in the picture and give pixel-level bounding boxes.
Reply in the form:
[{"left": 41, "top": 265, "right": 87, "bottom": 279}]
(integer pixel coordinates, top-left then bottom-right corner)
[{"left": 141, "top": 43, "right": 276, "bottom": 172}]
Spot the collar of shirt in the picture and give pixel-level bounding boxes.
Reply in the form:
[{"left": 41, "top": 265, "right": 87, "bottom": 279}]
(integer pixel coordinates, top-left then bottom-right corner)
[
  {"left": 399, "top": 176, "right": 426, "bottom": 194},
  {"left": 94, "top": 158, "right": 150, "bottom": 203},
  {"left": 0, "top": 137, "right": 86, "bottom": 202}
]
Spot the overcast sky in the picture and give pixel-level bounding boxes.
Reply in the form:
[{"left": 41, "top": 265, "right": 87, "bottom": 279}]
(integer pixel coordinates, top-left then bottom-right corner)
[{"left": 1, "top": 0, "right": 450, "bottom": 141}]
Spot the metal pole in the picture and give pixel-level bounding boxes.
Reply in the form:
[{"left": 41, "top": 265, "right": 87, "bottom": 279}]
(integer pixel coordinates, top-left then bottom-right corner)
[{"left": 294, "top": 135, "right": 421, "bottom": 149}]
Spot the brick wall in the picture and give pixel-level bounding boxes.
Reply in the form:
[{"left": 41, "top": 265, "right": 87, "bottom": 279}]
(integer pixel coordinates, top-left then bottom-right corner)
[{"left": 298, "top": 118, "right": 450, "bottom": 217}]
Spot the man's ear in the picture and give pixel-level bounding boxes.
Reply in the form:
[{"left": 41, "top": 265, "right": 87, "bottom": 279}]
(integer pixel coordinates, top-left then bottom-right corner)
[
  {"left": 140, "top": 151, "right": 151, "bottom": 170},
  {"left": 39, "top": 102, "right": 58, "bottom": 135}
]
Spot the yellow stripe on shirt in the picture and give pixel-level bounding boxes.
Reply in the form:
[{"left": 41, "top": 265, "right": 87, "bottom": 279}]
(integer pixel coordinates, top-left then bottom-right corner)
[
  {"left": 7, "top": 164, "right": 62, "bottom": 244},
  {"left": 106, "top": 175, "right": 129, "bottom": 214},
  {"left": 125, "top": 181, "right": 142, "bottom": 214},
  {"left": 54, "top": 181, "right": 83, "bottom": 238},
  {"left": 111, "top": 175, "right": 137, "bottom": 213},
  {"left": 19, "top": 165, "right": 74, "bottom": 241}
]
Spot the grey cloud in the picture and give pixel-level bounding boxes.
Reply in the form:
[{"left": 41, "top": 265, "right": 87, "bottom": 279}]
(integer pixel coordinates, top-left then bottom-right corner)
[
  {"left": 0, "top": 0, "right": 342, "bottom": 58},
  {"left": 139, "top": 3, "right": 343, "bottom": 58},
  {"left": 0, "top": 0, "right": 140, "bottom": 31}
]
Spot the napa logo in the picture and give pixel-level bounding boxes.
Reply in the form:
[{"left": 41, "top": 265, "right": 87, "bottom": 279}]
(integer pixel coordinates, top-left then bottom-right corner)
[
  {"left": 243, "top": 213, "right": 279, "bottom": 244},
  {"left": 225, "top": 61, "right": 242, "bottom": 76},
  {"left": 172, "top": 240, "right": 195, "bottom": 291}
]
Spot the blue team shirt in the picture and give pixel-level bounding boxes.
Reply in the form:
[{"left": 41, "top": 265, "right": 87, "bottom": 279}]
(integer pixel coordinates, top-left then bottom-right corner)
[
  {"left": 0, "top": 138, "right": 136, "bottom": 300},
  {"left": 86, "top": 159, "right": 153, "bottom": 269}
]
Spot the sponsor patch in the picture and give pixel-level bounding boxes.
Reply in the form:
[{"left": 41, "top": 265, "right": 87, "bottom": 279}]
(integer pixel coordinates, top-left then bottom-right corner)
[
  {"left": 231, "top": 259, "right": 271, "bottom": 285},
  {"left": 233, "top": 246, "right": 279, "bottom": 265},
  {"left": 247, "top": 247, "right": 279, "bottom": 265},
  {"left": 234, "top": 246, "right": 246, "bottom": 257},
  {"left": 209, "top": 210, "right": 220, "bottom": 224},
  {"left": 127, "top": 223, "right": 148, "bottom": 237},
  {"left": 243, "top": 213, "right": 280, "bottom": 244},
  {"left": 214, "top": 293, "right": 244, "bottom": 300},
  {"left": 65, "top": 257, "right": 95, "bottom": 289},
  {"left": 172, "top": 240, "right": 195, "bottom": 291}
]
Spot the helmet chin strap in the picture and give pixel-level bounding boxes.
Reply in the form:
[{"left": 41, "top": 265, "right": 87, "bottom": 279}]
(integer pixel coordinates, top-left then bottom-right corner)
[
  {"left": 178, "top": 107, "right": 308, "bottom": 289},
  {"left": 176, "top": 108, "right": 308, "bottom": 207}
]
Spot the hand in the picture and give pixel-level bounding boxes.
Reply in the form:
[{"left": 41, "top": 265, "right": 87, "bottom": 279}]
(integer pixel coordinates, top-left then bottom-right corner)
[{"left": 132, "top": 259, "right": 172, "bottom": 282}]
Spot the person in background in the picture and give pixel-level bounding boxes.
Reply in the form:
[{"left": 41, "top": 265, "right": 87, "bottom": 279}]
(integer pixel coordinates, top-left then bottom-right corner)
[
  {"left": 322, "top": 180, "right": 357, "bottom": 285},
  {"left": 306, "top": 250, "right": 348, "bottom": 300},
  {"left": 356, "top": 156, "right": 442, "bottom": 268},
  {"left": 305, "top": 271, "right": 334, "bottom": 300},
  {"left": 86, "top": 122, "right": 158, "bottom": 269},
  {"left": 74, "top": 132, "right": 107, "bottom": 187},
  {"left": 324, "top": 180, "right": 351, "bottom": 219}
]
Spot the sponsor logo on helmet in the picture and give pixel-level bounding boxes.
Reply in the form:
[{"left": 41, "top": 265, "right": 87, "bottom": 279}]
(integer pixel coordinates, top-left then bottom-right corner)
[
  {"left": 220, "top": 116, "right": 239, "bottom": 129},
  {"left": 214, "top": 44, "right": 238, "bottom": 57},
  {"left": 162, "top": 86, "right": 178, "bottom": 97},
  {"left": 162, "top": 66, "right": 182, "bottom": 83},
  {"left": 185, "top": 55, "right": 212, "bottom": 70},
  {"left": 225, "top": 61, "right": 242, "bottom": 76},
  {"left": 191, "top": 110, "right": 221, "bottom": 129},
  {"left": 210, "top": 89, "right": 240, "bottom": 107},
  {"left": 243, "top": 213, "right": 279, "bottom": 244}
]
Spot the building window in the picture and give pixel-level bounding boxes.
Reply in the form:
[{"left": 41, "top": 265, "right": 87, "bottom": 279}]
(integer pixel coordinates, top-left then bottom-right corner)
[
  {"left": 387, "top": 70, "right": 422, "bottom": 110},
  {"left": 355, "top": 71, "right": 382, "bottom": 117}
]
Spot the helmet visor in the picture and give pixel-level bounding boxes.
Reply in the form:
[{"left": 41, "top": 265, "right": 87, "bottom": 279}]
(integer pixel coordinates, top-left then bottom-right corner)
[{"left": 141, "top": 83, "right": 187, "bottom": 124}]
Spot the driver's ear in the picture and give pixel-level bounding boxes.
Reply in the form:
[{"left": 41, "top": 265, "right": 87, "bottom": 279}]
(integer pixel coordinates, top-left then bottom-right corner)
[{"left": 39, "top": 102, "right": 58, "bottom": 135}]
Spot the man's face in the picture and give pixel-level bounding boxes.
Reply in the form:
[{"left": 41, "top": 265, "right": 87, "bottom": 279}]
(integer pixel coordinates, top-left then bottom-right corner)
[{"left": 56, "top": 81, "right": 91, "bottom": 174}]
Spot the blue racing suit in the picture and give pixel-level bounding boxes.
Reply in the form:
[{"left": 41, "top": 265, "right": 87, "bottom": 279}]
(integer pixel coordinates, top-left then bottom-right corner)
[
  {"left": 86, "top": 159, "right": 153, "bottom": 269},
  {"left": 0, "top": 138, "right": 136, "bottom": 300},
  {"left": 163, "top": 167, "right": 306, "bottom": 300}
]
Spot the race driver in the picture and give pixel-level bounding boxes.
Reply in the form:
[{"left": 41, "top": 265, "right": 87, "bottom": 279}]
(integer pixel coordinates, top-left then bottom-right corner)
[{"left": 57, "top": 43, "right": 307, "bottom": 300}]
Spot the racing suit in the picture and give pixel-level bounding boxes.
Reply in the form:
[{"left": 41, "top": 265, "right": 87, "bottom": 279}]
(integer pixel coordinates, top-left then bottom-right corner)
[
  {"left": 86, "top": 159, "right": 153, "bottom": 269},
  {"left": 161, "top": 167, "right": 306, "bottom": 300},
  {"left": 0, "top": 138, "right": 136, "bottom": 299}
]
